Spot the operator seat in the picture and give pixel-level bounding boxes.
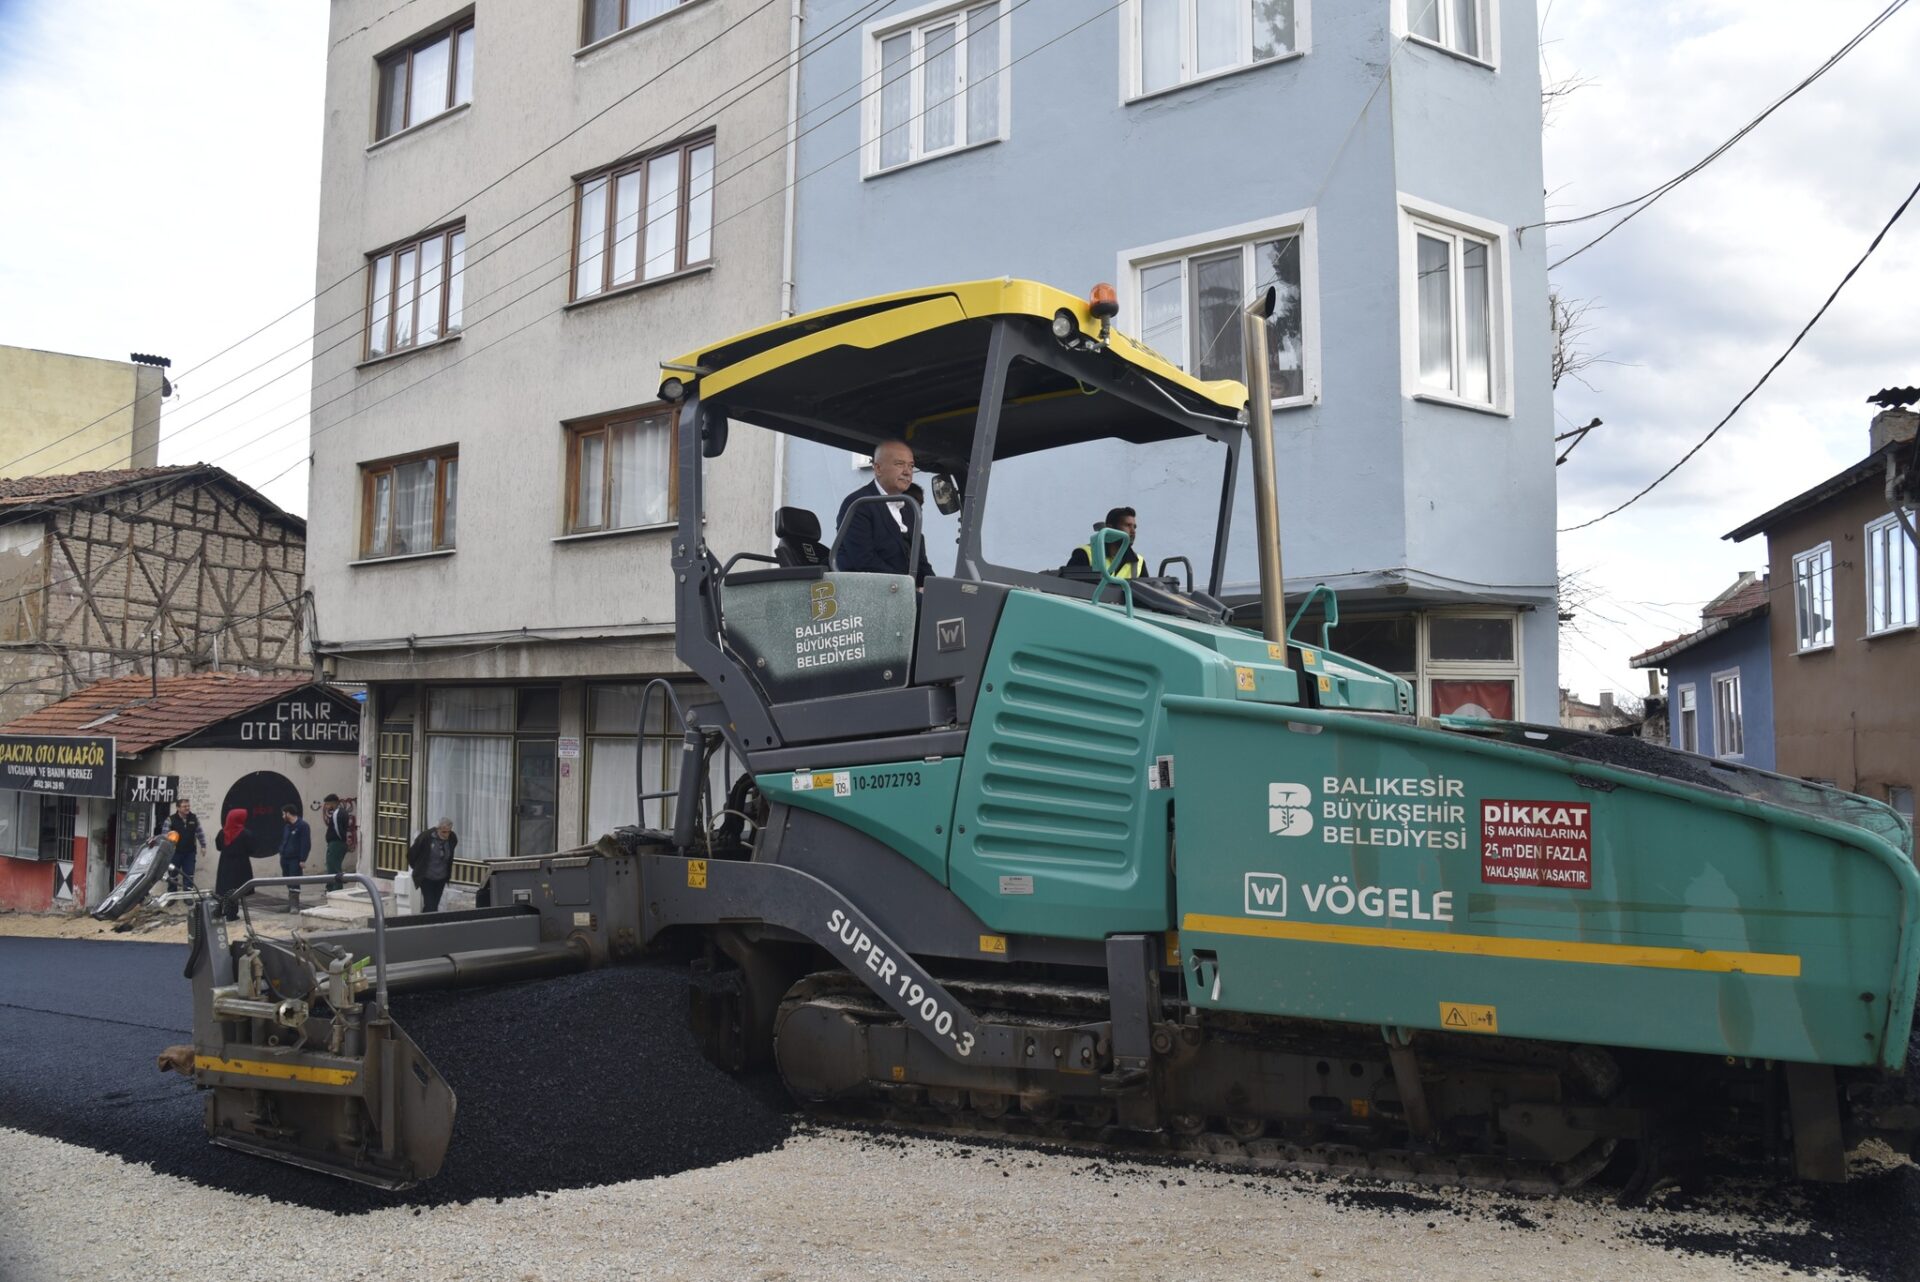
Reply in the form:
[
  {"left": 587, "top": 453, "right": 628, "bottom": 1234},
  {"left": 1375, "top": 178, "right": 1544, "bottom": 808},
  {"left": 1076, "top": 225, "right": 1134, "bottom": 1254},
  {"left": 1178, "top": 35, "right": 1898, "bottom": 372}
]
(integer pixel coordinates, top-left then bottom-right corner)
[{"left": 774, "top": 506, "right": 832, "bottom": 567}]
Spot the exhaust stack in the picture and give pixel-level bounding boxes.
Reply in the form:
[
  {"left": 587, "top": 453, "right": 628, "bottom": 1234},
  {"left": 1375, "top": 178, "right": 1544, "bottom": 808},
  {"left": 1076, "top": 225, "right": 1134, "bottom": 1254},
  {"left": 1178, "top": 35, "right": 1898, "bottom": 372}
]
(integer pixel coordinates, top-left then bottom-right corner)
[{"left": 1242, "top": 288, "right": 1286, "bottom": 641}]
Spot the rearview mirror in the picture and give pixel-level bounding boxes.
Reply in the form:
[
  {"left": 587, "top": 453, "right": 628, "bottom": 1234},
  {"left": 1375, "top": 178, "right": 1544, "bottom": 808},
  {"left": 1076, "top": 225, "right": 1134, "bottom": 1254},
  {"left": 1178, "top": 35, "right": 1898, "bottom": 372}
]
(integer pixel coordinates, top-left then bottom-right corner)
[
  {"left": 702, "top": 416, "right": 729, "bottom": 458},
  {"left": 930, "top": 472, "right": 962, "bottom": 515}
]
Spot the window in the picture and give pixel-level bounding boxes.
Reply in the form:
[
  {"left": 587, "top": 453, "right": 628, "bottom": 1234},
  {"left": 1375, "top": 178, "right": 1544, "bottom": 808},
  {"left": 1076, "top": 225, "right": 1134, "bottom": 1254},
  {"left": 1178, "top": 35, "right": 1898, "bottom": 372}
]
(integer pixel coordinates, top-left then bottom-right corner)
[
  {"left": 1125, "top": 214, "right": 1315, "bottom": 404},
  {"left": 376, "top": 19, "right": 474, "bottom": 140},
  {"left": 1711, "top": 670, "right": 1743, "bottom": 759},
  {"left": 366, "top": 225, "right": 465, "bottom": 359},
  {"left": 1405, "top": 0, "right": 1491, "bottom": 63},
  {"left": 1128, "top": 0, "right": 1301, "bottom": 98},
  {"left": 1866, "top": 511, "right": 1917, "bottom": 635},
  {"left": 0, "top": 791, "right": 42, "bottom": 861},
  {"left": 573, "top": 137, "right": 715, "bottom": 300},
  {"left": 425, "top": 687, "right": 514, "bottom": 861},
  {"left": 565, "top": 407, "right": 675, "bottom": 533},
  {"left": 361, "top": 449, "right": 459, "bottom": 559},
  {"left": 1890, "top": 785, "right": 1914, "bottom": 824},
  {"left": 1402, "top": 203, "right": 1505, "bottom": 410},
  {"left": 585, "top": 683, "right": 738, "bottom": 832},
  {"left": 1423, "top": 611, "right": 1517, "bottom": 719},
  {"left": 1793, "top": 543, "right": 1834, "bottom": 651},
  {"left": 583, "top": 0, "right": 696, "bottom": 45},
  {"left": 1676, "top": 684, "right": 1698, "bottom": 753},
  {"left": 865, "top": 1, "right": 1008, "bottom": 174}
]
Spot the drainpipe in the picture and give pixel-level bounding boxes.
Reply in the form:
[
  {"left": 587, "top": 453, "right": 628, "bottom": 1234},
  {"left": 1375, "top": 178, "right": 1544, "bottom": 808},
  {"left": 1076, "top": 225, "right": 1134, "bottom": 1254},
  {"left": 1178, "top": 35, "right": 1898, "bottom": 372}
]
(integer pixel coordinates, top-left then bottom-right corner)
[
  {"left": 1242, "top": 290, "right": 1285, "bottom": 641},
  {"left": 771, "top": 0, "right": 803, "bottom": 541}
]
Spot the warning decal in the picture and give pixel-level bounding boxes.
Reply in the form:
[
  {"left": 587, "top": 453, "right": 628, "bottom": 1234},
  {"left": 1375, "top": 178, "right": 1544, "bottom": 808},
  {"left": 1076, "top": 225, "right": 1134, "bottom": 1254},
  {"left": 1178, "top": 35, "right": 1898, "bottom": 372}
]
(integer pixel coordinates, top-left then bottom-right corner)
[
  {"left": 1439, "top": 1001, "right": 1497, "bottom": 1034},
  {"left": 1480, "top": 798, "right": 1593, "bottom": 889}
]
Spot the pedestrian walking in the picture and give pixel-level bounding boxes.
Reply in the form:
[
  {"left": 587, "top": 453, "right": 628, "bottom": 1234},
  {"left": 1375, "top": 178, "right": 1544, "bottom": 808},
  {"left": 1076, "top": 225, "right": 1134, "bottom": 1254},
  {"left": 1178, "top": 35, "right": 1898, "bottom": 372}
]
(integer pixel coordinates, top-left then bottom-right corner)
[
  {"left": 407, "top": 818, "right": 458, "bottom": 913},
  {"left": 212, "top": 808, "right": 256, "bottom": 922},
  {"left": 162, "top": 799, "right": 206, "bottom": 891},
  {"left": 321, "top": 794, "right": 351, "bottom": 890},
  {"left": 278, "top": 804, "right": 312, "bottom": 913}
]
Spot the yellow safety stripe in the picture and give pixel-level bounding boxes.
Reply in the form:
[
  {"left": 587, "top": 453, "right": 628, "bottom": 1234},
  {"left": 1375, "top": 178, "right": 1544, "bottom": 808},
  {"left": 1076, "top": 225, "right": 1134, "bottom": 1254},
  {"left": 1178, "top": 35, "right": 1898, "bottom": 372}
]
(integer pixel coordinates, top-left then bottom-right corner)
[
  {"left": 1181, "top": 913, "right": 1802, "bottom": 977},
  {"left": 194, "top": 1054, "right": 359, "bottom": 1086}
]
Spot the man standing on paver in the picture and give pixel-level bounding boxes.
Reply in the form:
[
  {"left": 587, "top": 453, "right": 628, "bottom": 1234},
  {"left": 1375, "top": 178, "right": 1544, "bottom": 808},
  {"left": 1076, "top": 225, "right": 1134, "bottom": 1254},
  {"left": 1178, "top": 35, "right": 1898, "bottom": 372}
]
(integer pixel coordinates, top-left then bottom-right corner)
[
  {"left": 163, "top": 799, "right": 205, "bottom": 892},
  {"left": 277, "top": 804, "right": 313, "bottom": 913},
  {"left": 321, "top": 794, "right": 351, "bottom": 891}
]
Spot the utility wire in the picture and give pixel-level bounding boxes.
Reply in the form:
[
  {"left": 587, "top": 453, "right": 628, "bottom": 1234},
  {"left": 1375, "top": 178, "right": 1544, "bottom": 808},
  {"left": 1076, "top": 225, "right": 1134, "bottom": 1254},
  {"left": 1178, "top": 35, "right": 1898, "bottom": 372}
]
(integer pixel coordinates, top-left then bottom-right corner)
[
  {"left": 25, "top": 0, "right": 1102, "bottom": 493},
  {"left": 7, "top": 0, "right": 922, "bottom": 484},
  {"left": 1560, "top": 172, "right": 1920, "bottom": 532},
  {"left": 0, "top": 0, "right": 800, "bottom": 478},
  {"left": 1541, "top": 0, "right": 1908, "bottom": 268}
]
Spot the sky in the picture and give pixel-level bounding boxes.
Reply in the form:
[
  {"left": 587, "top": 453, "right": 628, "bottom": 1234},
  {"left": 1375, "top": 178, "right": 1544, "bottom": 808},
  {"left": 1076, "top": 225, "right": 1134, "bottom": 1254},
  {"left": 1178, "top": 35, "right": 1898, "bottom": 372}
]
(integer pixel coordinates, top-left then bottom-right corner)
[{"left": 0, "top": 0, "right": 1915, "bottom": 707}]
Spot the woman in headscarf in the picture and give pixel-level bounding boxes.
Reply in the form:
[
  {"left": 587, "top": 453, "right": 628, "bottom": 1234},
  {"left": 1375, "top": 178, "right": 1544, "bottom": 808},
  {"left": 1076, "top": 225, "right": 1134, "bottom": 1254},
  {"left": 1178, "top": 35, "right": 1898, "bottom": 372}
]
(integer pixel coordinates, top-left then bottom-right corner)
[{"left": 212, "top": 808, "right": 256, "bottom": 921}]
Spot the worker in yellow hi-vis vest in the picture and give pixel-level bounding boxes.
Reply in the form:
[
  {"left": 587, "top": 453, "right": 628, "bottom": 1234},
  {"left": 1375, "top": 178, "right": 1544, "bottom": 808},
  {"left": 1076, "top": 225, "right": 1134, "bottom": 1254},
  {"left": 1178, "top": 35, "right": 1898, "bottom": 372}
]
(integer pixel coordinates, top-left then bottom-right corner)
[{"left": 1065, "top": 506, "right": 1146, "bottom": 579}]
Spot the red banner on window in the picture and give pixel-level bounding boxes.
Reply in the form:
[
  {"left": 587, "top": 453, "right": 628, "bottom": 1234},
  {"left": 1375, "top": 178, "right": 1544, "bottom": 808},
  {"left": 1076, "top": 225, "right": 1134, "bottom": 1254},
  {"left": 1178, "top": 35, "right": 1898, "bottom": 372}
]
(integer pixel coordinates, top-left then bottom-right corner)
[{"left": 1432, "top": 679, "right": 1514, "bottom": 720}]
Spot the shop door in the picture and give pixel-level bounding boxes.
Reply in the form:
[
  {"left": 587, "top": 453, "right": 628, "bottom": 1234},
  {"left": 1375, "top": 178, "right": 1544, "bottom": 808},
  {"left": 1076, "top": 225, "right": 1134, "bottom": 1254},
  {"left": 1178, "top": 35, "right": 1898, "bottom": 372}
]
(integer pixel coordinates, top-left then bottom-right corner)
[
  {"left": 515, "top": 739, "right": 557, "bottom": 857},
  {"left": 375, "top": 723, "right": 414, "bottom": 875}
]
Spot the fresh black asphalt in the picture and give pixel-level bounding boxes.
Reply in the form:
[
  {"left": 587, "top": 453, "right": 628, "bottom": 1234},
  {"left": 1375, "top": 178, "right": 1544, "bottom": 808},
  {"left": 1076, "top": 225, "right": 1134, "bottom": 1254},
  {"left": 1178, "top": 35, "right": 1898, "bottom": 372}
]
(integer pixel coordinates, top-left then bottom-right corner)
[{"left": 0, "top": 936, "right": 790, "bottom": 1211}]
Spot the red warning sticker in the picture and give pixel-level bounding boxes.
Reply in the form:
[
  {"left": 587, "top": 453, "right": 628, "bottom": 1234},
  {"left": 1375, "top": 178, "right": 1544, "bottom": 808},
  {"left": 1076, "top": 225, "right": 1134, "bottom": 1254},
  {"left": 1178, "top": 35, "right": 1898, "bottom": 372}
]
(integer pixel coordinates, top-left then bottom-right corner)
[{"left": 1480, "top": 799, "right": 1593, "bottom": 889}]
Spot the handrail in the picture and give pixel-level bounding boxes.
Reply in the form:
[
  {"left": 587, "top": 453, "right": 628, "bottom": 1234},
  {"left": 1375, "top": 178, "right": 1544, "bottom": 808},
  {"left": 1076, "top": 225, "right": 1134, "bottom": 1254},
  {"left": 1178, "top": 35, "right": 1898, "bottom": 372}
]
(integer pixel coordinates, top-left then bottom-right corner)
[
  {"left": 635, "top": 678, "right": 694, "bottom": 833},
  {"left": 1091, "top": 526, "right": 1135, "bottom": 619},
  {"left": 232, "top": 872, "right": 391, "bottom": 1016},
  {"left": 830, "top": 492, "right": 925, "bottom": 575},
  {"left": 1285, "top": 582, "right": 1339, "bottom": 650}
]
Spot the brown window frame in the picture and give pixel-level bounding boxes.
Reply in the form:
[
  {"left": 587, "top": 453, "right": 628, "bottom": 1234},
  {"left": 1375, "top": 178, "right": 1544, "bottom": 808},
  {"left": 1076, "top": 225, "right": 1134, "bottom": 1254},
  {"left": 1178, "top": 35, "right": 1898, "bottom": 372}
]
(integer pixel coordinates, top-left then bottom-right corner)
[
  {"left": 376, "top": 18, "right": 475, "bottom": 141},
  {"left": 581, "top": 0, "right": 695, "bottom": 47},
  {"left": 360, "top": 447, "right": 460, "bottom": 560},
  {"left": 570, "top": 136, "right": 716, "bottom": 302},
  {"left": 563, "top": 405, "right": 679, "bottom": 535},
  {"left": 364, "top": 223, "right": 466, "bottom": 361}
]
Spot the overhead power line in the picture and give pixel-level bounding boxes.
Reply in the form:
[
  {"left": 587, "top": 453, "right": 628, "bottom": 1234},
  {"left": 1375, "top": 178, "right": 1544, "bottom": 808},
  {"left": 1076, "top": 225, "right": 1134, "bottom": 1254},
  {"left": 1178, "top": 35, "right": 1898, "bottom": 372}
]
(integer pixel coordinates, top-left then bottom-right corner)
[
  {"left": 1541, "top": 0, "right": 1909, "bottom": 270},
  {"left": 1560, "top": 171, "right": 1920, "bottom": 532}
]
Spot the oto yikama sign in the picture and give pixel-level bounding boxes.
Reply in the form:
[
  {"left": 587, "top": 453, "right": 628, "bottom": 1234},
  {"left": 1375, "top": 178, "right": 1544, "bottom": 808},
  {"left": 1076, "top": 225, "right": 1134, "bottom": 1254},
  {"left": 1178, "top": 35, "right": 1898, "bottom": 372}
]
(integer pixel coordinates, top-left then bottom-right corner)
[
  {"left": 0, "top": 735, "right": 116, "bottom": 798},
  {"left": 1481, "top": 799, "right": 1593, "bottom": 889}
]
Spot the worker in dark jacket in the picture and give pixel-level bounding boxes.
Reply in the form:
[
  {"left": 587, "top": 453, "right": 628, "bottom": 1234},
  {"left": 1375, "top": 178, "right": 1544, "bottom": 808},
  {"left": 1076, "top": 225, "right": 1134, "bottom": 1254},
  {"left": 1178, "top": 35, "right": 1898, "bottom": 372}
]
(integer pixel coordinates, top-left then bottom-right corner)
[
  {"left": 212, "top": 809, "right": 256, "bottom": 922},
  {"left": 408, "top": 819, "right": 458, "bottom": 913},
  {"left": 321, "top": 794, "right": 352, "bottom": 891},
  {"left": 163, "top": 799, "right": 206, "bottom": 891},
  {"left": 278, "top": 804, "right": 312, "bottom": 914},
  {"left": 835, "top": 438, "right": 934, "bottom": 582}
]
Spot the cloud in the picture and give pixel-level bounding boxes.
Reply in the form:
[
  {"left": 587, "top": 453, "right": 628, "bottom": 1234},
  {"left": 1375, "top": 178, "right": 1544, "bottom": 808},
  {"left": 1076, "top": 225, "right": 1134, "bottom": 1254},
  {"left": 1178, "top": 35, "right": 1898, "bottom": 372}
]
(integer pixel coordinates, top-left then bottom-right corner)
[{"left": 1541, "top": 0, "right": 1920, "bottom": 702}]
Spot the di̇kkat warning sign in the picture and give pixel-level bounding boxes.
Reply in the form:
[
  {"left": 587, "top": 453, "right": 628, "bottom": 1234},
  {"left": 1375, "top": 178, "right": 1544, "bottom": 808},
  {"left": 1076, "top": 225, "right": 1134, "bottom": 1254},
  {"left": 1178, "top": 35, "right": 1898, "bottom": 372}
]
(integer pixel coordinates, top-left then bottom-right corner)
[{"left": 1480, "top": 798, "right": 1592, "bottom": 890}]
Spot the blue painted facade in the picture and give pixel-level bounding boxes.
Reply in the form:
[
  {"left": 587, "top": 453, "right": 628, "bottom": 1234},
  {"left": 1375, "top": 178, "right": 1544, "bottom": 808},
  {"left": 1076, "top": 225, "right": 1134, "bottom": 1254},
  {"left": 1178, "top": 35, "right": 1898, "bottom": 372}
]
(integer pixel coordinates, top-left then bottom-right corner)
[
  {"left": 1665, "top": 614, "right": 1775, "bottom": 770},
  {"left": 782, "top": 0, "right": 1558, "bottom": 720}
]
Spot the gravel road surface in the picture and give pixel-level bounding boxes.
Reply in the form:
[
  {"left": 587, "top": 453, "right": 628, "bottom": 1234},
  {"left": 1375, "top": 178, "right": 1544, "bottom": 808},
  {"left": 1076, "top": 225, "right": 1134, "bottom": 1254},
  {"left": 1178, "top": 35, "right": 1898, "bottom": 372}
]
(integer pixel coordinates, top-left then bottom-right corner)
[{"left": 3, "top": 934, "right": 1914, "bottom": 1280}]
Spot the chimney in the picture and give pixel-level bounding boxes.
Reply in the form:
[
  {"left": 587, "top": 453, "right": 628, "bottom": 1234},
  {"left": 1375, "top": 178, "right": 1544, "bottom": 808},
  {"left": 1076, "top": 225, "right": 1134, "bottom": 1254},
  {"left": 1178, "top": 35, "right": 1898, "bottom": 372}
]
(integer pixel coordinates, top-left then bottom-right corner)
[
  {"left": 1647, "top": 669, "right": 1660, "bottom": 699},
  {"left": 1872, "top": 408, "right": 1918, "bottom": 453},
  {"left": 1599, "top": 692, "right": 1615, "bottom": 715}
]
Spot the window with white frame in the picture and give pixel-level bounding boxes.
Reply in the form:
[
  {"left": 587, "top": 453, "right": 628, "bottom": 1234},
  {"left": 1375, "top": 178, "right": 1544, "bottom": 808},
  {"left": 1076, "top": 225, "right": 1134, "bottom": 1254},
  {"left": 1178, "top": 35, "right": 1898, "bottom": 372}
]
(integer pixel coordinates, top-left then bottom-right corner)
[
  {"left": 1403, "top": 205, "right": 1504, "bottom": 409},
  {"left": 1866, "top": 510, "right": 1916, "bottom": 635},
  {"left": 1793, "top": 543, "right": 1834, "bottom": 651},
  {"left": 1676, "top": 684, "right": 1698, "bottom": 752},
  {"left": 1127, "top": 216, "right": 1313, "bottom": 403},
  {"left": 1406, "top": 0, "right": 1491, "bottom": 63},
  {"left": 866, "top": 1, "right": 1008, "bottom": 175},
  {"left": 1711, "top": 669, "right": 1743, "bottom": 759},
  {"left": 1423, "top": 612, "right": 1518, "bottom": 719},
  {"left": 1130, "top": 0, "right": 1301, "bottom": 98}
]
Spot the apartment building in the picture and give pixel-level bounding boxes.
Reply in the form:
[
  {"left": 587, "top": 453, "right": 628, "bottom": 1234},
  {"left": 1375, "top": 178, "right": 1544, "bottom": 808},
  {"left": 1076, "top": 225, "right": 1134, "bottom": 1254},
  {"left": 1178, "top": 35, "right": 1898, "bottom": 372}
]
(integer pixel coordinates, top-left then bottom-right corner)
[
  {"left": 781, "top": 0, "right": 1560, "bottom": 720},
  {"left": 308, "top": 0, "right": 790, "bottom": 886}
]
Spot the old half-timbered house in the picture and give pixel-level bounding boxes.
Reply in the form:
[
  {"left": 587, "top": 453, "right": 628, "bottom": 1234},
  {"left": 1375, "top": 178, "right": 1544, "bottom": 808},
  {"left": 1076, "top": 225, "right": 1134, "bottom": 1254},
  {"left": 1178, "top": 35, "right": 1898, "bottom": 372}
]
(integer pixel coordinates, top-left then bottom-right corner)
[{"left": 0, "top": 465, "right": 308, "bottom": 726}]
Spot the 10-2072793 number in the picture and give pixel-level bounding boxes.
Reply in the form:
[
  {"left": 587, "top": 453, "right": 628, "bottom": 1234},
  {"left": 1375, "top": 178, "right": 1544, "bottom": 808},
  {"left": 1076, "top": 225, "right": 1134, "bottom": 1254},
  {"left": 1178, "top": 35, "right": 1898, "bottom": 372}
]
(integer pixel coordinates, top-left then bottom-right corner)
[{"left": 853, "top": 770, "right": 921, "bottom": 791}]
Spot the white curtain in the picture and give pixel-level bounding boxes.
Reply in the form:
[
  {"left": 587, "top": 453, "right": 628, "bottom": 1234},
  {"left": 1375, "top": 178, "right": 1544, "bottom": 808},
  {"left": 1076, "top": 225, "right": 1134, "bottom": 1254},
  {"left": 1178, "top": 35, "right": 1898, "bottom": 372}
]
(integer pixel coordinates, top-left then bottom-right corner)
[
  {"left": 1140, "top": 0, "right": 1179, "bottom": 93},
  {"left": 922, "top": 22, "right": 958, "bottom": 153},
  {"left": 1416, "top": 233, "right": 1452, "bottom": 390},
  {"left": 610, "top": 415, "right": 671, "bottom": 527},
  {"left": 1459, "top": 239, "right": 1492, "bottom": 403},
  {"left": 1195, "top": 0, "right": 1237, "bottom": 75},
  {"left": 879, "top": 33, "right": 913, "bottom": 168},
  {"left": 965, "top": 6, "right": 1000, "bottom": 144},
  {"left": 643, "top": 151, "right": 681, "bottom": 279},
  {"left": 587, "top": 738, "right": 638, "bottom": 836},
  {"left": 391, "top": 457, "right": 438, "bottom": 554},
  {"left": 431, "top": 686, "right": 513, "bottom": 732},
  {"left": 685, "top": 143, "right": 715, "bottom": 264},
  {"left": 426, "top": 735, "right": 512, "bottom": 861},
  {"left": 576, "top": 176, "right": 608, "bottom": 297}
]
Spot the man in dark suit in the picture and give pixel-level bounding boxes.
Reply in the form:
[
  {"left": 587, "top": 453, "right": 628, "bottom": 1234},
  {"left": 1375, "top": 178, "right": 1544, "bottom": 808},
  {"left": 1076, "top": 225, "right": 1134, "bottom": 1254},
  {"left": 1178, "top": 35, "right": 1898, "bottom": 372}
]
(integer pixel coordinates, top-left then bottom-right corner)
[{"left": 836, "top": 438, "right": 935, "bottom": 582}]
